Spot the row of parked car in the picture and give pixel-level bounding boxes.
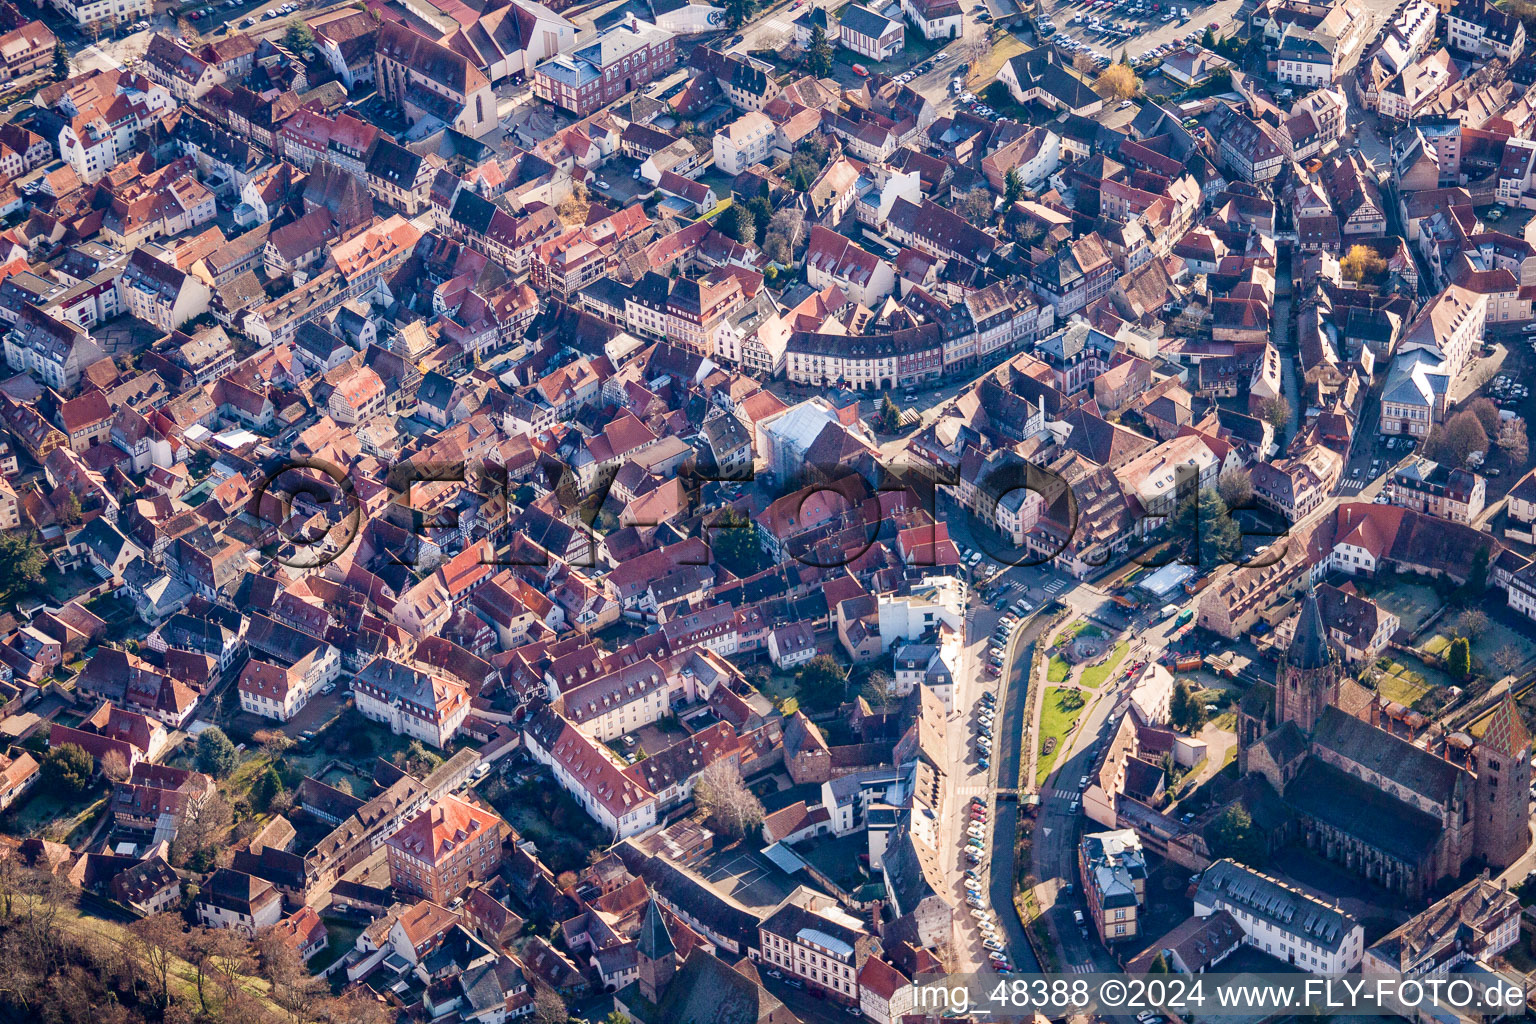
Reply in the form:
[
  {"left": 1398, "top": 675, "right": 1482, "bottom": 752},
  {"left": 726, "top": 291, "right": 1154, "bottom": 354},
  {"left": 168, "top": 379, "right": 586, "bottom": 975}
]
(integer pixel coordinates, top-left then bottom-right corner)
[
  {"left": 972, "top": 687, "right": 996, "bottom": 770},
  {"left": 965, "top": 795, "right": 1012, "bottom": 970}
]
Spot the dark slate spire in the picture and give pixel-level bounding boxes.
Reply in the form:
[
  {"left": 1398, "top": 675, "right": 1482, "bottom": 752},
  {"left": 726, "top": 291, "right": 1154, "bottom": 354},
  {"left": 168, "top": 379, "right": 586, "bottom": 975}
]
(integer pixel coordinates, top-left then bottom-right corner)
[
  {"left": 1289, "top": 579, "right": 1332, "bottom": 671},
  {"left": 636, "top": 898, "right": 675, "bottom": 961}
]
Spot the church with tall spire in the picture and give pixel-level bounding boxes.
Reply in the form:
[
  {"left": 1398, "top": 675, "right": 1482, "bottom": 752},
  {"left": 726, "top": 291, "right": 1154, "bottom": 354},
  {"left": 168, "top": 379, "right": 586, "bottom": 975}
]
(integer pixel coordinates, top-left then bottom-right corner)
[{"left": 1235, "top": 581, "right": 1532, "bottom": 901}]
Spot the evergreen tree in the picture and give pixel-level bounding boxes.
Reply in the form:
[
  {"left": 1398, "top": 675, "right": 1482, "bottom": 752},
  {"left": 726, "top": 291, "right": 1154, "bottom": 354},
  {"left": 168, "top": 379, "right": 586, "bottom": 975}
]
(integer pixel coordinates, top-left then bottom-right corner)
[
  {"left": 1004, "top": 167, "right": 1025, "bottom": 206},
  {"left": 1447, "top": 636, "right": 1472, "bottom": 680},
  {"left": 710, "top": 507, "right": 769, "bottom": 578},
  {"left": 797, "top": 655, "right": 848, "bottom": 711},
  {"left": 252, "top": 766, "right": 284, "bottom": 811},
  {"left": 1464, "top": 546, "right": 1491, "bottom": 597},
  {"left": 745, "top": 194, "right": 774, "bottom": 231},
  {"left": 194, "top": 726, "right": 238, "bottom": 778},
  {"left": 717, "top": 203, "right": 756, "bottom": 245},
  {"left": 723, "top": 0, "right": 754, "bottom": 29},
  {"left": 0, "top": 531, "right": 45, "bottom": 598},
  {"left": 53, "top": 39, "right": 69, "bottom": 80},
  {"left": 806, "top": 25, "right": 833, "bottom": 77},
  {"left": 1170, "top": 488, "right": 1242, "bottom": 569},
  {"left": 42, "top": 743, "right": 94, "bottom": 794},
  {"left": 284, "top": 17, "right": 314, "bottom": 51},
  {"left": 1169, "top": 681, "right": 1191, "bottom": 730}
]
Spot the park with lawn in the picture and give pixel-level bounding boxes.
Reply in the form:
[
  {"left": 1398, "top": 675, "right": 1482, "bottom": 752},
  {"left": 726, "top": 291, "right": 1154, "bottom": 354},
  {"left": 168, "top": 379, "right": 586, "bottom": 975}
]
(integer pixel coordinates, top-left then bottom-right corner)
[
  {"left": 1044, "top": 619, "right": 1129, "bottom": 689},
  {"left": 1035, "top": 686, "right": 1088, "bottom": 786}
]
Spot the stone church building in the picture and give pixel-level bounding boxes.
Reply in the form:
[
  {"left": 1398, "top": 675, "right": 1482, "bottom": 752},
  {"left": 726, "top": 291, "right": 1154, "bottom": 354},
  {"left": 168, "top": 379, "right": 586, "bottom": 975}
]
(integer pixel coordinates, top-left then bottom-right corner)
[{"left": 1237, "top": 583, "right": 1531, "bottom": 901}]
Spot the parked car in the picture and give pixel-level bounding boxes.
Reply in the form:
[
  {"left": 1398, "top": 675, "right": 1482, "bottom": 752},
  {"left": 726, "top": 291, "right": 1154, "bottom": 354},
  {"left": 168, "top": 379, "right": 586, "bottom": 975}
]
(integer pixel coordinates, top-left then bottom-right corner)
[{"left": 852, "top": 63, "right": 869, "bottom": 76}]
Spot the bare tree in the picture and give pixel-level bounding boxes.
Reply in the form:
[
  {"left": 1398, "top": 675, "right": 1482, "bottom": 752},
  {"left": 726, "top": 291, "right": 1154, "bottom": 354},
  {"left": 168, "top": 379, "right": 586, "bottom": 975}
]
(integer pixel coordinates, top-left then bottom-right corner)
[
  {"left": 0, "top": 852, "right": 22, "bottom": 920},
  {"left": 256, "top": 731, "right": 294, "bottom": 761},
  {"left": 693, "top": 758, "right": 765, "bottom": 839},
  {"left": 173, "top": 792, "right": 233, "bottom": 867},
  {"left": 1428, "top": 411, "right": 1489, "bottom": 469},
  {"left": 182, "top": 928, "right": 220, "bottom": 1016},
  {"left": 862, "top": 670, "right": 898, "bottom": 709},
  {"left": 757, "top": 25, "right": 789, "bottom": 51},
  {"left": 209, "top": 927, "right": 253, "bottom": 1004},
  {"left": 220, "top": 991, "right": 272, "bottom": 1024},
  {"left": 1494, "top": 644, "right": 1524, "bottom": 676},
  {"left": 961, "top": 25, "right": 990, "bottom": 66},
  {"left": 767, "top": 206, "right": 806, "bottom": 257},
  {"left": 1502, "top": 417, "right": 1529, "bottom": 465},
  {"left": 1457, "top": 608, "right": 1489, "bottom": 640},
  {"left": 130, "top": 913, "right": 184, "bottom": 1010},
  {"left": 100, "top": 749, "right": 130, "bottom": 783},
  {"left": 555, "top": 181, "right": 590, "bottom": 227},
  {"left": 1259, "top": 394, "right": 1292, "bottom": 431},
  {"left": 1216, "top": 467, "right": 1253, "bottom": 510},
  {"left": 532, "top": 983, "right": 567, "bottom": 1024},
  {"left": 14, "top": 868, "right": 67, "bottom": 951},
  {"left": 316, "top": 992, "right": 395, "bottom": 1024},
  {"left": 257, "top": 926, "right": 324, "bottom": 1020}
]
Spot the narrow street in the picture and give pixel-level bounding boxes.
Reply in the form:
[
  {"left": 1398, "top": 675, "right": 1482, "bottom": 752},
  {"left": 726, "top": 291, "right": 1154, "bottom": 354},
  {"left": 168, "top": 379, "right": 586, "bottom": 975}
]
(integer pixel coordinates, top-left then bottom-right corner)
[{"left": 1273, "top": 246, "right": 1300, "bottom": 446}]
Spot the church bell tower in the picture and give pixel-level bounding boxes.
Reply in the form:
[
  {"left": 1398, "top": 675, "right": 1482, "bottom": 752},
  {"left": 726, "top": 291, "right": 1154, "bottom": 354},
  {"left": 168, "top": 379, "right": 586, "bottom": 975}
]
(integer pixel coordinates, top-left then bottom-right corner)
[
  {"left": 635, "top": 898, "right": 677, "bottom": 1002},
  {"left": 1473, "top": 694, "right": 1533, "bottom": 869},
  {"left": 1275, "top": 581, "right": 1340, "bottom": 735}
]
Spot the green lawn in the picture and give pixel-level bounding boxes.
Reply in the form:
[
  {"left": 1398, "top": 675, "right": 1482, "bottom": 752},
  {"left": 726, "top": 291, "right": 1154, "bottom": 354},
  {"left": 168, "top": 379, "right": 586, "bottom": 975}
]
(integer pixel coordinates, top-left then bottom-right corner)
[
  {"left": 1046, "top": 655, "right": 1071, "bottom": 683},
  {"left": 1080, "top": 641, "right": 1129, "bottom": 689},
  {"left": 1036, "top": 687, "right": 1088, "bottom": 786},
  {"left": 1377, "top": 661, "right": 1432, "bottom": 708},
  {"left": 1060, "top": 620, "right": 1105, "bottom": 641},
  {"left": 1423, "top": 617, "right": 1536, "bottom": 676}
]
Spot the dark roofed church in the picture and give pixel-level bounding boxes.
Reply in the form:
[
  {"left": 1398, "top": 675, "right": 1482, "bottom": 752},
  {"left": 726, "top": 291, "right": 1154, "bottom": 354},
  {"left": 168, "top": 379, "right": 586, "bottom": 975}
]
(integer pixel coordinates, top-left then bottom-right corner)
[{"left": 1236, "top": 582, "right": 1531, "bottom": 901}]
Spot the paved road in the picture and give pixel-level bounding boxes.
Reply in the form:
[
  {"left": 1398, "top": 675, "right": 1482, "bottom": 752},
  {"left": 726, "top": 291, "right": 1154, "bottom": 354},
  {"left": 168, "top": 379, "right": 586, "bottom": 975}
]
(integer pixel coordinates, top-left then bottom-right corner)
[
  {"left": 1024, "top": 601, "right": 1214, "bottom": 972},
  {"left": 943, "top": 579, "right": 1001, "bottom": 971}
]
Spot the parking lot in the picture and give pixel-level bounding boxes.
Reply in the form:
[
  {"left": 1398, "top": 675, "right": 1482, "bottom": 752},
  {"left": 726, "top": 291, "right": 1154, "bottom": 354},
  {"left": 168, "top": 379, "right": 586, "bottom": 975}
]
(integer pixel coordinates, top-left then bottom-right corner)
[
  {"left": 226, "top": 0, "right": 306, "bottom": 31},
  {"left": 1042, "top": 0, "right": 1239, "bottom": 72}
]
